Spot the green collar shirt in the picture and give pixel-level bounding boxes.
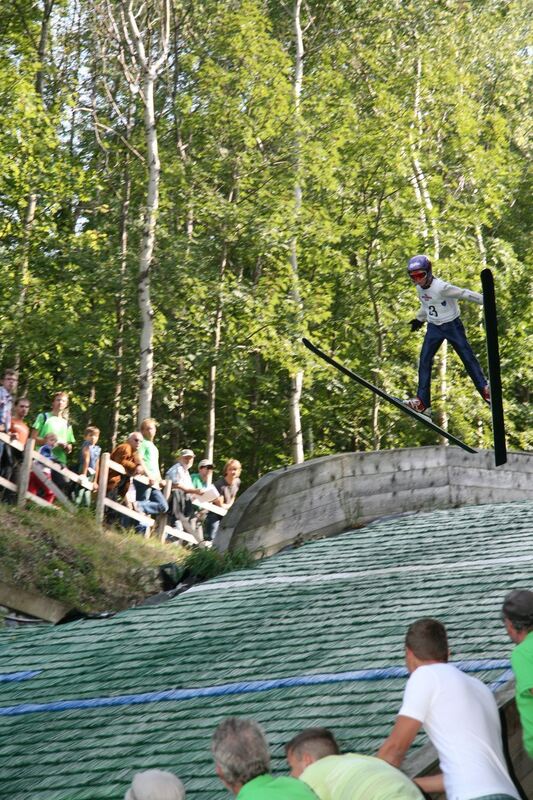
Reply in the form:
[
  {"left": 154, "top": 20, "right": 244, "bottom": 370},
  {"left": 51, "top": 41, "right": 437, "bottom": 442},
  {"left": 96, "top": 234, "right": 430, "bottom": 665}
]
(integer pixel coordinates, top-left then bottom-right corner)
[{"left": 238, "top": 774, "right": 318, "bottom": 800}]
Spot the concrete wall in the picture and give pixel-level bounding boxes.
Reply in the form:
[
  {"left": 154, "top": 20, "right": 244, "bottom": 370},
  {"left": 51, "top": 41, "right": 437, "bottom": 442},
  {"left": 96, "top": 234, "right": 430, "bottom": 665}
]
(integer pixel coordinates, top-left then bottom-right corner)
[{"left": 215, "top": 447, "right": 533, "bottom": 556}]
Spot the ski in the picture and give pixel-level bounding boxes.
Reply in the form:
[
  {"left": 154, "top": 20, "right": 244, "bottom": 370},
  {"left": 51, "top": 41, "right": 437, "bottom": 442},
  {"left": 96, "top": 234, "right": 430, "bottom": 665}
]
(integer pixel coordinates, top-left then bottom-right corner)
[
  {"left": 302, "top": 337, "right": 477, "bottom": 454},
  {"left": 481, "top": 269, "right": 507, "bottom": 466}
]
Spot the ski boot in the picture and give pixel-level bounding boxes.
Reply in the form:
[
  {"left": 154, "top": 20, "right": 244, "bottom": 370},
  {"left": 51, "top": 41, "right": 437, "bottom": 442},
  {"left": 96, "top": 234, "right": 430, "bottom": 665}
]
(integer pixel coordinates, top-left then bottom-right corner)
[{"left": 403, "top": 396, "right": 432, "bottom": 418}]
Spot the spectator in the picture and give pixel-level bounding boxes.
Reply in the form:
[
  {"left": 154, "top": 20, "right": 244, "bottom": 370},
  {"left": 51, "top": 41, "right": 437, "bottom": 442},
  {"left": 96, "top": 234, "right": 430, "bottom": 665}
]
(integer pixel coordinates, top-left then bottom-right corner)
[
  {"left": 28, "top": 433, "right": 60, "bottom": 504},
  {"left": 0, "top": 368, "right": 18, "bottom": 464},
  {"left": 204, "top": 459, "right": 242, "bottom": 543},
  {"left": 211, "top": 717, "right": 317, "bottom": 800},
  {"left": 74, "top": 426, "right": 101, "bottom": 507},
  {"left": 124, "top": 769, "right": 185, "bottom": 800},
  {"left": 286, "top": 727, "right": 422, "bottom": 800},
  {"left": 191, "top": 459, "right": 214, "bottom": 490},
  {"left": 377, "top": 618, "right": 520, "bottom": 800},
  {"left": 10, "top": 397, "right": 31, "bottom": 446},
  {"left": 107, "top": 432, "right": 144, "bottom": 505},
  {"left": 502, "top": 589, "right": 533, "bottom": 759},
  {"left": 0, "top": 397, "right": 30, "bottom": 484},
  {"left": 134, "top": 417, "right": 168, "bottom": 519},
  {"left": 165, "top": 449, "right": 205, "bottom": 537},
  {"left": 31, "top": 391, "right": 75, "bottom": 492}
]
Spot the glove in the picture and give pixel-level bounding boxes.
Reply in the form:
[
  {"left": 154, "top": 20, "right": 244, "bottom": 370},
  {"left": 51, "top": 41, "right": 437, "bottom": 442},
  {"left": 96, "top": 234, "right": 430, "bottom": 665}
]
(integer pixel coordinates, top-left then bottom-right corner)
[{"left": 409, "top": 318, "right": 425, "bottom": 332}]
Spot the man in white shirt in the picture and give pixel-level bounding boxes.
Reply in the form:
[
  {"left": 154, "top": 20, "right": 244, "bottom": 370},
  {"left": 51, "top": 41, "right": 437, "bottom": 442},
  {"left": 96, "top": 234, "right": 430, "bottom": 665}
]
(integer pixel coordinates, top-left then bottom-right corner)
[
  {"left": 377, "top": 618, "right": 519, "bottom": 800},
  {"left": 165, "top": 449, "right": 205, "bottom": 538},
  {"left": 403, "top": 255, "right": 490, "bottom": 417}
]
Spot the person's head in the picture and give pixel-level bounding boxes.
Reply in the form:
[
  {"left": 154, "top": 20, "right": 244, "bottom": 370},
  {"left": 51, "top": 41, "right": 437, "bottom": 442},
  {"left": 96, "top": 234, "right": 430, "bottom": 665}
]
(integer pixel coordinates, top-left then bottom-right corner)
[
  {"left": 285, "top": 728, "right": 339, "bottom": 777},
  {"left": 124, "top": 769, "right": 185, "bottom": 800},
  {"left": 44, "top": 432, "right": 58, "bottom": 448},
  {"left": 179, "top": 449, "right": 195, "bottom": 467},
  {"left": 51, "top": 391, "right": 69, "bottom": 415},
  {"left": 198, "top": 459, "right": 214, "bottom": 476},
  {"left": 84, "top": 426, "right": 100, "bottom": 444},
  {"left": 13, "top": 397, "right": 30, "bottom": 419},
  {"left": 211, "top": 717, "right": 270, "bottom": 795},
  {"left": 502, "top": 589, "right": 533, "bottom": 644},
  {"left": 223, "top": 459, "right": 242, "bottom": 483},
  {"left": 2, "top": 369, "right": 18, "bottom": 393},
  {"left": 128, "top": 432, "right": 144, "bottom": 450},
  {"left": 407, "top": 255, "right": 433, "bottom": 289},
  {"left": 404, "top": 618, "right": 449, "bottom": 671},
  {"left": 140, "top": 418, "right": 157, "bottom": 442}
]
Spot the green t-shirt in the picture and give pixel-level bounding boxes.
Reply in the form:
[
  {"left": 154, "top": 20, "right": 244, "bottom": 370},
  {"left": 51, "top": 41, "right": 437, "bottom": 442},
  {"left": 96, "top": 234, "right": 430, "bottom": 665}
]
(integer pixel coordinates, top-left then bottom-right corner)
[
  {"left": 32, "top": 412, "right": 75, "bottom": 465},
  {"left": 190, "top": 472, "right": 207, "bottom": 490},
  {"left": 511, "top": 631, "right": 533, "bottom": 758},
  {"left": 300, "top": 754, "right": 423, "bottom": 800},
  {"left": 238, "top": 774, "right": 318, "bottom": 800},
  {"left": 138, "top": 439, "right": 160, "bottom": 480}
]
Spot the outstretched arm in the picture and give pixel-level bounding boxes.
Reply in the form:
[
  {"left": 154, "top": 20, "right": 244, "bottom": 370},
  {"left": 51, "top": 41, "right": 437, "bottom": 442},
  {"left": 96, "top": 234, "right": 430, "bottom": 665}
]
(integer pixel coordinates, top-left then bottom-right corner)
[
  {"left": 414, "top": 773, "right": 445, "bottom": 794},
  {"left": 442, "top": 281, "right": 483, "bottom": 305},
  {"left": 377, "top": 715, "right": 422, "bottom": 767}
]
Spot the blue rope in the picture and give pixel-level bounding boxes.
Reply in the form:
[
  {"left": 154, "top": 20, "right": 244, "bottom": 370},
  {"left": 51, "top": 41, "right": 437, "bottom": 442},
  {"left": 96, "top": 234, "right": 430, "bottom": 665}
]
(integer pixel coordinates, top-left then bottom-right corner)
[
  {"left": 489, "top": 668, "right": 515, "bottom": 691},
  {"left": 0, "top": 659, "right": 510, "bottom": 717},
  {"left": 0, "top": 670, "right": 41, "bottom": 684}
]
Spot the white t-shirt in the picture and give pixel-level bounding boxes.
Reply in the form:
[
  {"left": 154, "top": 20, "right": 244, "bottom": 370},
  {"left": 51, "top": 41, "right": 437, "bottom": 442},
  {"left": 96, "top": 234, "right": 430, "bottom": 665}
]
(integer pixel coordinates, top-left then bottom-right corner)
[
  {"left": 165, "top": 461, "right": 193, "bottom": 489},
  {"left": 399, "top": 663, "right": 518, "bottom": 800},
  {"left": 415, "top": 277, "right": 483, "bottom": 325}
]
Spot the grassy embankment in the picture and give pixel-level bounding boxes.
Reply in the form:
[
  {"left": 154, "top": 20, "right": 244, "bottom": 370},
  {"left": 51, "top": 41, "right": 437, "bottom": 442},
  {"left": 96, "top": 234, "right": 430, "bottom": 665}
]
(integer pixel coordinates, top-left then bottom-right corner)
[
  {"left": 0, "top": 503, "right": 184, "bottom": 616},
  {"left": 0, "top": 504, "right": 256, "bottom": 621}
]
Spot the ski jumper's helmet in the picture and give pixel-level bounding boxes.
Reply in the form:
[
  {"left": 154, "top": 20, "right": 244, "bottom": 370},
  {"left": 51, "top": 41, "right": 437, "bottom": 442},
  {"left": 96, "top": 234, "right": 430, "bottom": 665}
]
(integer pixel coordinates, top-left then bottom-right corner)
[{"left": 407, "top": 255, "right": 432, "bottom": 287}]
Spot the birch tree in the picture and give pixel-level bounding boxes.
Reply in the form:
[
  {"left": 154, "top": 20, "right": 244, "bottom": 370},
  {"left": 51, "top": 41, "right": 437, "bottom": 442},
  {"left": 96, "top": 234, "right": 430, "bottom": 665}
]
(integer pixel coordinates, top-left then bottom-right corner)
[
  {"left": 94, "top": 0, "right": 171, "bottom": 422},
  {"left": 287, "top": 0, "right": 306, "bottom": 464}
]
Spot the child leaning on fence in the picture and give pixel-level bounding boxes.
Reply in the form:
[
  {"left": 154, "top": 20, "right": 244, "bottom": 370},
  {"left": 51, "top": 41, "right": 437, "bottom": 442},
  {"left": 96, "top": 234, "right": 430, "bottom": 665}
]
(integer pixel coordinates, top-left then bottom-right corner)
[
  {"left": 73, "top": 426, "right": 101, "bottom": 507},
  {"left": 28, "top": 433, "right": 61, "bottom": 504}
]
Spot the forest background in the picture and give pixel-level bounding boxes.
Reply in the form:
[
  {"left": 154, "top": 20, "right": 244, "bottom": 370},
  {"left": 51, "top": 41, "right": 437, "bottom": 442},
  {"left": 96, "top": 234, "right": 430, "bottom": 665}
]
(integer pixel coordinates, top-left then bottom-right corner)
[{"left": 1, "top": 0, "right": 531, "bottom": 485}]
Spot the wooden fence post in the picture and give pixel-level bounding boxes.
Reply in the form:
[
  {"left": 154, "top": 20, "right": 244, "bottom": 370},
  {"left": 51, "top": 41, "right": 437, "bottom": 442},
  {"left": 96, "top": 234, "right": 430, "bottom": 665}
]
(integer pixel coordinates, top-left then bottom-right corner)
[
  {"left": 17, "top": 438, "right": 34, "bottom": 508},
  {"left": 95, "top": 452, "right": 110, "bottom": 524},
  {"left": 154, "top": 478, "right": 172, "bottom": 542}
]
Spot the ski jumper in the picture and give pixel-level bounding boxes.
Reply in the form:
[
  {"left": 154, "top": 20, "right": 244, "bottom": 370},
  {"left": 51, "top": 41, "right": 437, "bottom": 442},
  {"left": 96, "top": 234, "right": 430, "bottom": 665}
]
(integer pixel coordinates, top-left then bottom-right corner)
[{"left": 413, "top": 277, "right": 487, "bottom": 407}]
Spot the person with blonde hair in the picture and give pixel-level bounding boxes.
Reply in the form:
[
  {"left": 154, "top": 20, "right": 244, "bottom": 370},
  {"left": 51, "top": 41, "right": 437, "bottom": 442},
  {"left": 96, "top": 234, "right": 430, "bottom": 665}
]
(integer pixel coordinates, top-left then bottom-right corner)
[
  {"left": 124, "top": 769, "right": 185, "bottom": 800},
  {"left": 204, "top": 458, "right": 242, "bottom": 542}
]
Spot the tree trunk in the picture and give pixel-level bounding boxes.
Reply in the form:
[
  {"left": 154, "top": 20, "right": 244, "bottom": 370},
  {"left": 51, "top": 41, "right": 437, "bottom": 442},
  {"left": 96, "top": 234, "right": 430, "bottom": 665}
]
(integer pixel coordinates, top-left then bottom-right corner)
[
  {"left": 288, "top": 0, "right": 305, "bottom": 464},
  {"left": 409, "top": 51, "right": 446, "bottom": 435},
  {"left": 111, "top": 155, "right": 131, "bottom": 449},
  {"left": 205, "top": 244, "right": 227, "bottom": 463},
  {"left": 136, "top": 69, "right": 159, "bottom": 423},
  {"left": 14, "top": 0, "right": 54, "bottom": 368}
]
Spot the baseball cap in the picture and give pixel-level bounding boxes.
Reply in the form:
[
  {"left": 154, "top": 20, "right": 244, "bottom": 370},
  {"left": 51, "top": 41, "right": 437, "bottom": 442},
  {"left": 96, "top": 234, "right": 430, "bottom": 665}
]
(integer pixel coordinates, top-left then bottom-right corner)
[
  {"left": 180, "top": 448, "right": 195, "bottom": 458},
  {"left": 502, "top": 589, "right": 533, "bottom": 626},
  {"left": 198, "top": 459, "right": 214, "bottom": 468}
]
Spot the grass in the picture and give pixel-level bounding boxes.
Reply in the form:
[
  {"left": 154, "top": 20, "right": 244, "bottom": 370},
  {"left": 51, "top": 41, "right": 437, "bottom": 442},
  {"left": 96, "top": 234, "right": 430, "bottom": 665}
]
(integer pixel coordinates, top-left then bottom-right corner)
[
  {"left": 0, "top": 503, "right": 188, "bottom": 616},
  {"left": 175, "top": 545, "right": 255, "bottom": 582}
]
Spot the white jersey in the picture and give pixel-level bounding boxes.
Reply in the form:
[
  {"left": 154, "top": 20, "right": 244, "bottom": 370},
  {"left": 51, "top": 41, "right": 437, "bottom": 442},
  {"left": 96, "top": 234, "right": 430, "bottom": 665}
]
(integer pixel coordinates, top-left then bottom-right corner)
[
  {"left": 415, "top": 276, "right": 483, "bottom": 325},
  {"left": 399, "top": 663, "right": 519, "bottom": 800}
]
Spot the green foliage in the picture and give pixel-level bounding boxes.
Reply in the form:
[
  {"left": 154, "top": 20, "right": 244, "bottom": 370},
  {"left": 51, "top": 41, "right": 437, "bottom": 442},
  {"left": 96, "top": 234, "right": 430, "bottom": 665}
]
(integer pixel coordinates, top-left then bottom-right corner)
[
  {"left": 176, "top": 545, "right": 256, "bottom": 582},
  {"left": 0, "top": 0, "right": 530, "bottom": 487}
]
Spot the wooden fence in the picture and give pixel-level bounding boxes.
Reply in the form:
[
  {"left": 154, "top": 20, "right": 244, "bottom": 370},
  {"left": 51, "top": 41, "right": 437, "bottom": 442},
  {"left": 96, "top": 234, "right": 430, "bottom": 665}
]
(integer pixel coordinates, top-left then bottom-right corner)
[{"left": 0, "top": 433, "right": 198, "bottom": 545}]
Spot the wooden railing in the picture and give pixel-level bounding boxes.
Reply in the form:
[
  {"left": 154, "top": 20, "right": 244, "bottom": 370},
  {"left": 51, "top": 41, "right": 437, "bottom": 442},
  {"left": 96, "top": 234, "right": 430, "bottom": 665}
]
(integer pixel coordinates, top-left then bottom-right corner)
[{"left": 0, "top": 434, "right": 197, "bottom": 545}]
